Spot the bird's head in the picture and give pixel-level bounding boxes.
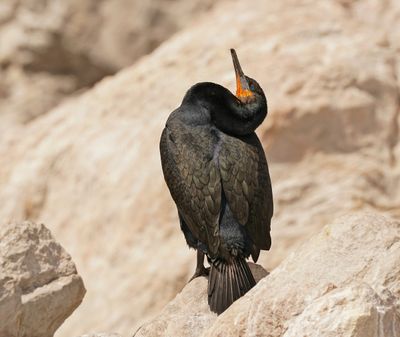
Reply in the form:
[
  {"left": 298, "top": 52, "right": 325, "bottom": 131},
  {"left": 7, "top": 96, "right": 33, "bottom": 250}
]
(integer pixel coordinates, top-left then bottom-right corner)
[
  {"left": 181, "top": 49, "right": 267, "bottom": 136},
  {"left": 230, "top": 49, "right": 264, "bottom": 104}
]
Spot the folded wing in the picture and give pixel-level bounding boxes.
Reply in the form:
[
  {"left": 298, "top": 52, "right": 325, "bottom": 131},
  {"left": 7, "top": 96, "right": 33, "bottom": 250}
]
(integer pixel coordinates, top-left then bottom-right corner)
[
  {"left": 160, "top": 123, "right": 222, "bottom": 257},
  {"left": 219, "top": 133, "right": 273, "bottom": 250}
]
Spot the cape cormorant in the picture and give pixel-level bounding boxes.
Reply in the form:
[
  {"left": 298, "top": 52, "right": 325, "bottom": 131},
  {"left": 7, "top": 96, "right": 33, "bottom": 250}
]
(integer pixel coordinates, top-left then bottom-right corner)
[{"left": 160, "top": 49, "right": 273, "bottom": 314}]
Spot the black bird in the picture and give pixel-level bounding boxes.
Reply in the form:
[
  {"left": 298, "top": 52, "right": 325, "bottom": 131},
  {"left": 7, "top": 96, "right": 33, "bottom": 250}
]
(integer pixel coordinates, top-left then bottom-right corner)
[{"left": 160, "top": 49, "right": 273, "bottom": 314}]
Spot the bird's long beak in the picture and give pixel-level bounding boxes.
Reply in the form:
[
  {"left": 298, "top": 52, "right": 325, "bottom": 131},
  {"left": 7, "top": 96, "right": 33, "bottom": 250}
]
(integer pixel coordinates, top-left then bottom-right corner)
[{"left": 230, "top": 49, "right": 253, "bottom": 100}]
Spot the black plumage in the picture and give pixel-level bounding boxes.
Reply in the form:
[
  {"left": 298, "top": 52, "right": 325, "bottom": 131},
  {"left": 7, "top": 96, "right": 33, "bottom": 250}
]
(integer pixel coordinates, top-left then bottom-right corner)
[{"left": 160, "top": 49, "right": 273, "bottom": 314}]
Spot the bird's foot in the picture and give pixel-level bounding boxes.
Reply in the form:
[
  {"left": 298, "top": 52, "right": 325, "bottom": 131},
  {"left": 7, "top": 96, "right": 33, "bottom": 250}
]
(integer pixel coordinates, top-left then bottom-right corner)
[{"left": 189, "top": 266, "right": 210, "bottom": 282}]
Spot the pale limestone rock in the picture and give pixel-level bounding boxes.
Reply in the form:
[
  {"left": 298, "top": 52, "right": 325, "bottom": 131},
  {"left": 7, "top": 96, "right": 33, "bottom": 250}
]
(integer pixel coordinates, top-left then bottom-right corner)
[
  {"left": 78, "top": 334, "right": 122, "bottom": 337},
  {"left": 135, "top": 264, "right": 267, "bottom": 337},
  {"left": 0, "top": 0, "right": 399, "bottom": 336},
  {"left": 0, "top": 221, "right": 86, "bottom": 337},
  {"left": 0, "top": 278, "right": 21, "bottom": 337},
  {"left": 0, "top": 0, "right": 219, "bottom": 133},
  {"left": 203, "top": 214, "right": 400, "bottom": 337},
  {"left": 131, "top": 214, "right": 400, "bottom": 337},
  {"left": 283, "top": 284, "right": 399, "bottom": 337}
]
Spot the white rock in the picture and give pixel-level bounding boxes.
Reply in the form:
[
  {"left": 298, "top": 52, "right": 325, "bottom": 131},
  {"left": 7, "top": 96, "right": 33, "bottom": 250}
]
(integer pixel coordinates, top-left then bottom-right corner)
[
  {"left": 0, "top": 221, "right": 86, "bottom": 337},
  {"left": 132, "top": 214, "right": 400, "bottom": 337},
  {"left": 203, "top": 213, "right": 400, "bottom": 337},
  {"left": 283, "top": 284, "right": 399, "bottom": 337},
  {"left": 80, "top": 333, "right": 121, "bottom": 337},
  {"left": 135, "top": 264, "right": 267, "bottom": 337}
]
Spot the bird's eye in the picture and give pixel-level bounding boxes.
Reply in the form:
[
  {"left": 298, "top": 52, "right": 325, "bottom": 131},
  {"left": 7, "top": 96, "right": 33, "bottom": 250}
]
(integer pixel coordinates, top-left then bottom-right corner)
[{"left": 250, "top": 83, "right": 255, "bottom": 91}]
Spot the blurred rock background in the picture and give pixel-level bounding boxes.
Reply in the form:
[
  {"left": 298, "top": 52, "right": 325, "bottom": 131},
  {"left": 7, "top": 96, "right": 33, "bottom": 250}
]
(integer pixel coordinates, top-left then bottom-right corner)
[
  {"left": 0, "top": 0, "right": 399, "bottom": 336},
  {"left": 0, "top": 0, "right": 216, "bottom": 135}
]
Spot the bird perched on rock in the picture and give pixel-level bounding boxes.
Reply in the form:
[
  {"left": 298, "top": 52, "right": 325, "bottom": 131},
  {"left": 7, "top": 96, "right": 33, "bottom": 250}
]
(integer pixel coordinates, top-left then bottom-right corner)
[{"left": 160, "top": 49, "right": 273, "bottom": 314}]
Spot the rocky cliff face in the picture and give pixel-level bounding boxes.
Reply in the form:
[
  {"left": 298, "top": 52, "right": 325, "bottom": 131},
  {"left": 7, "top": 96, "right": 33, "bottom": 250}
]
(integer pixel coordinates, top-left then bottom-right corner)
[
  {"left": 0, "top": 221, "right": 85, "bottom": 337},
  {"left": 0, "top": 0, "right": 219, "bottom": 135},
  {"left": 136, "top": 213, "right": 400, "bottom": 337},
  {"left": 0, "top": 0, "right": 399, "bottom": 336}
]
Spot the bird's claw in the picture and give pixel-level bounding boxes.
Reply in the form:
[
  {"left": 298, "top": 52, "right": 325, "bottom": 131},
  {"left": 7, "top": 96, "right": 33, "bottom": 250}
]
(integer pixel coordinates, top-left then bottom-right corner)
[{"left": 189, "top": 266, "right": 210, "bottom": 282}]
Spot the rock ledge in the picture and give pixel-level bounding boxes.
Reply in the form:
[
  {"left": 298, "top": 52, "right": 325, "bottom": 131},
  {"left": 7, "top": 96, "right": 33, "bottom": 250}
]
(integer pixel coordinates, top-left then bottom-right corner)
[{"left": 136, "top": 213, "right": 400, "bottom": 337}]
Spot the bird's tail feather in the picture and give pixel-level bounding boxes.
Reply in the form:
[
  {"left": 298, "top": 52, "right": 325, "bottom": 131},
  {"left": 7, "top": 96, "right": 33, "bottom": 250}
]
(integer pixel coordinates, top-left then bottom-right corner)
[{"left": 208, "top": 257, "right": 256, "bottom": 314}]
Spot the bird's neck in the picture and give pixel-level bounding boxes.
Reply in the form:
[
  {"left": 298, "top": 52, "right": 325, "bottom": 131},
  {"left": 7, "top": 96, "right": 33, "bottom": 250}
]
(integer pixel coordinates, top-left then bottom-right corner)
[{"left": 182, "top": 82, "right": 267, "bottom": 136}]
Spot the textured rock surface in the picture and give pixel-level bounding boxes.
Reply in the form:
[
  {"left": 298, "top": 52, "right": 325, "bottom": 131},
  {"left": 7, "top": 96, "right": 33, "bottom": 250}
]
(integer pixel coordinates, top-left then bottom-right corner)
[
  {"left": 283, "top": 284, "right": 399, "bottom": 337},
  {"left": 135, "top": 264, "right": 267, "bottom": 337},
  {"left": 0, "top": 0, "right": 399, "bottom": 336},
  {"left": 0, "top": 221, "right": 85, "bottom": 337},
  {"left": 0, "top": 0, "right": 219, "bottom": 134},
  {"left": 203, "top": 213, "right": 400, "bottom": 337},
  {"left": 138, "top": 214, "right": 399, "bottom": 337},
  {"left": 78, "top": 334, "right": 122, "bottom": 337}
]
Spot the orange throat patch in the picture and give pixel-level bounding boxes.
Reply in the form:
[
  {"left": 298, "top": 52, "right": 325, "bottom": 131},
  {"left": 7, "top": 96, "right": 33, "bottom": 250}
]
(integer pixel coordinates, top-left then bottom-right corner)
[
  {"left": 236, "top": 88, "right": 254, "bottom": 99},
  {"left": 236, "top": 77, "right": 254, "bottom": 100}
]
